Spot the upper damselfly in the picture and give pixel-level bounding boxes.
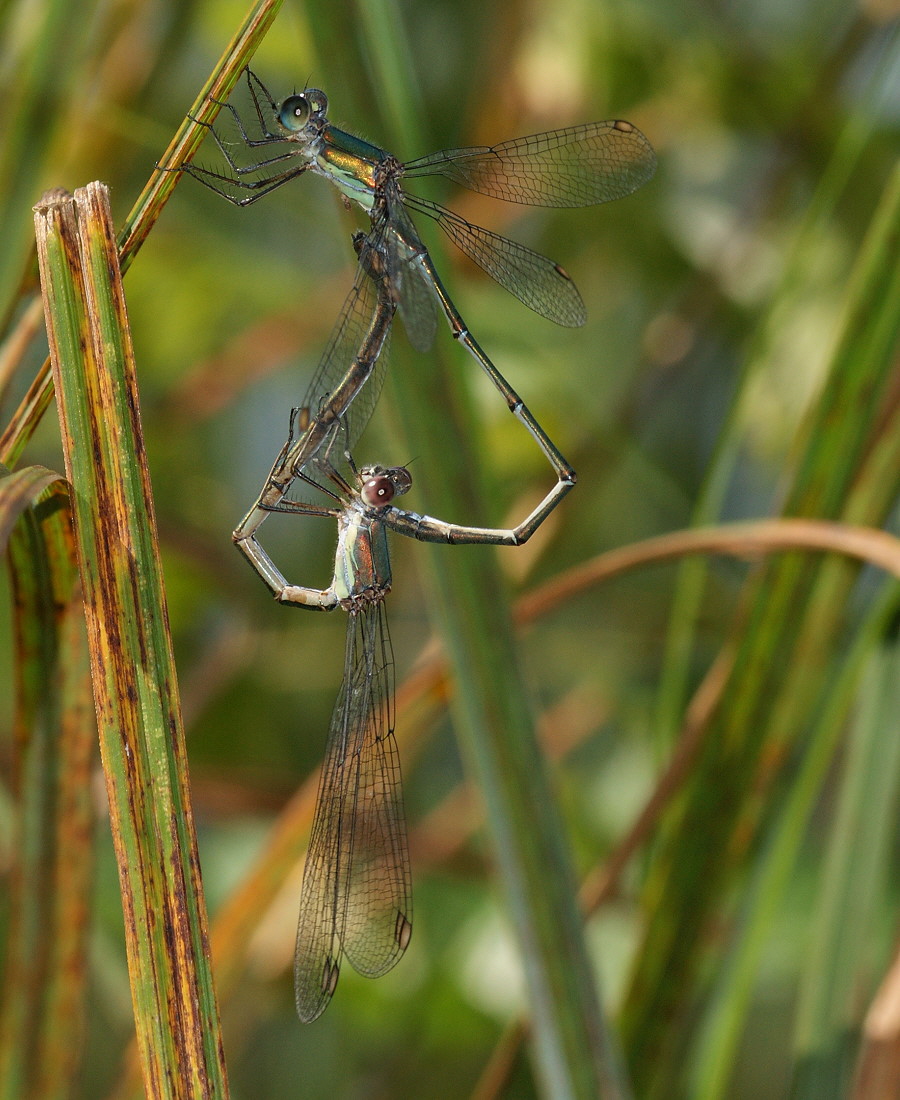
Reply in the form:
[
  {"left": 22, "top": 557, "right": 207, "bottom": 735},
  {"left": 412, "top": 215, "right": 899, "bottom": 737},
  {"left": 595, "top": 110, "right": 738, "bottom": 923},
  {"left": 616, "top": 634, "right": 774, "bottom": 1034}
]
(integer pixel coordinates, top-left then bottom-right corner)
[{"left": 180, "top": 69, "right": 655, "bottom": 349}]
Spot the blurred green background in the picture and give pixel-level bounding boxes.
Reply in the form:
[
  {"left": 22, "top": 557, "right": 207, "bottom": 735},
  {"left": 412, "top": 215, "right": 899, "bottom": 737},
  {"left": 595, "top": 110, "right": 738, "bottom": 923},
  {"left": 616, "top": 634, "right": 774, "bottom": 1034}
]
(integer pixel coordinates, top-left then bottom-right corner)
[{"left": 1, "top": 0, "right": 899, "bottom": 1097}]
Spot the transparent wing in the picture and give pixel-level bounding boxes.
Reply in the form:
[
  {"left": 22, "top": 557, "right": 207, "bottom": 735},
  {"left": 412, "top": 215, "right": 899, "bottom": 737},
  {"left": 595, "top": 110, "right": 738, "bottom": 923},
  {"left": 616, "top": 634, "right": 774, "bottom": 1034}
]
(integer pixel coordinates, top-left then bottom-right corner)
[
  {"left": 300, "top": 240, "right": 394, "bottom": 460},
  {"left": 380, "top": 199, "right": 438, "bottom": 353},
  {"left": 294, "top": 602, "right": 412, "bottom": 1023},
  {"left": 403, "top": 120, "right": 656, "bottom": 208},
  {"left": 405, "top": 195, "right": 586, "bottom": 327}
]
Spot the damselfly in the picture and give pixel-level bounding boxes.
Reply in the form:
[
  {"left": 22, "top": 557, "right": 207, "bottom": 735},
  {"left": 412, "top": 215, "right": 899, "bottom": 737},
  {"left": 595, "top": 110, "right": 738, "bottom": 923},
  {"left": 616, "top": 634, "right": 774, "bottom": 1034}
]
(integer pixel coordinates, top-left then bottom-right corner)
[
  {"left": 269, "top": 458, "right": 412, "bottom": 1022},
  {"left": 180, "top": 69, "right": 655, "bottom": 344},
  {"left": 255, "top": 433, "right": 596, "bottom": 1020}
]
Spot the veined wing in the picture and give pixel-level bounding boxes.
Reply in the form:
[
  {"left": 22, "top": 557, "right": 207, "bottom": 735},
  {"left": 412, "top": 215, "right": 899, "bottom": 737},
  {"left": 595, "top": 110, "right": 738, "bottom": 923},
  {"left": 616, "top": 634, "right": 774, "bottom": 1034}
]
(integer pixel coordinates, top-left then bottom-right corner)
[
  {"left": 379, "top": 199, "right": 438, "bottom": 353},
  {"left": 402, "top": 120, "right": 656, "bottom": 208},
  {"left": 405, "top": 194, "right": 586, "bottom": 327},
  {"left": 299, "top": 233, "right": 395, "bottom": 461},
  {"left": 294, "top": 601, "right": 412, "bottom": 1023}
]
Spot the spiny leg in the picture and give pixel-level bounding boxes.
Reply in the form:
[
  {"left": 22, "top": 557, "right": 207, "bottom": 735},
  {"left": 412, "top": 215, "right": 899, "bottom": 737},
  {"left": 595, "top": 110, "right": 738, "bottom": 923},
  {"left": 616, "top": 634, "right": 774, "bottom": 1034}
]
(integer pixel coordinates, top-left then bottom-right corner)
[
  {"left": 176, "top": 159, "right": 310, "bottom": 207},
  {"left": 198, "top": 108, "right": 306, "bottom": 175}
]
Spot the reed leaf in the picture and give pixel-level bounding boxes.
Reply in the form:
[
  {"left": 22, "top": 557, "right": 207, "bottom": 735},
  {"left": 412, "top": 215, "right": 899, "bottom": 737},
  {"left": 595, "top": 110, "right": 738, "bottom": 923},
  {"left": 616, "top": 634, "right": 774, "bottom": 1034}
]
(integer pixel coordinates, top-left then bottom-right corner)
[{"left": 33, "top": 182, "right": 228, "bottom": 1099}]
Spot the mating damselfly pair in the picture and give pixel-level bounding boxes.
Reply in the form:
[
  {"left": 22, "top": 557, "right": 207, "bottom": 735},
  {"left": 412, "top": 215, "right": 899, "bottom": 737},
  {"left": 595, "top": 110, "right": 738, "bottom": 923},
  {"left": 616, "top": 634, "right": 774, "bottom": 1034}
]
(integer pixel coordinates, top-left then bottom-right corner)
[{"left": 172, "top": 67, "right": 655, "bottom": 1020}]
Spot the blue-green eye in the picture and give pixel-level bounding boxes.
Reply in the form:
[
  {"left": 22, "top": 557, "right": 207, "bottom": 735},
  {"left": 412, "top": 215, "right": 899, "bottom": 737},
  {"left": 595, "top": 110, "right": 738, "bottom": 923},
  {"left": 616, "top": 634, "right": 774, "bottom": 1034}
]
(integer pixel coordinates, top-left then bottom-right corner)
[{"left": 279, "top": 95, "right": 311, "bottom": 132}]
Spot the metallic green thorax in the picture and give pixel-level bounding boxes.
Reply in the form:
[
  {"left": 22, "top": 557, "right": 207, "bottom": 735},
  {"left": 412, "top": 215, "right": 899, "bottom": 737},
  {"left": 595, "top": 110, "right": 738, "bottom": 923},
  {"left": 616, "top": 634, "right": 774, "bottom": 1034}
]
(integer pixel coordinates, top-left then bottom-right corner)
[
  {"left": 332, "top": 500, "right": 392, "bottom": 605},
  {"left": 316, "top": 126, "right": 390, "bottom": 212}
]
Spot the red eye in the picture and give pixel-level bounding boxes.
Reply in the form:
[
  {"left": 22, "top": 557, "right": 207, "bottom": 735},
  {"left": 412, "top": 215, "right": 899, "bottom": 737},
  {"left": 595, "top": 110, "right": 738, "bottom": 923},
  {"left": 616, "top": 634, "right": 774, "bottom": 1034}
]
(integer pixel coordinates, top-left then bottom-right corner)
[{"left": 362, "top": 475, "right": 394, "bottom": 506}]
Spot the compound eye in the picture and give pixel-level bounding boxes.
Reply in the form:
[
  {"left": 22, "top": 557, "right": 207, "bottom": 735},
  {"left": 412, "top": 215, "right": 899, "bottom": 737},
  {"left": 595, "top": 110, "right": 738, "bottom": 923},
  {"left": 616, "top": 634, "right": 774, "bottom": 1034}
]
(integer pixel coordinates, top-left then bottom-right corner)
[
  {"left": 391, "top": 467, "right": 413, "bottom": 495},
  {"left": 304, "top": 89, "right": 329, "bottom": 115},
  {"left": 361, "top": 475, "right": 395, "bottom": 507},
  {"left": 278, "top": 95, "right": 311, "bottom": 131}
]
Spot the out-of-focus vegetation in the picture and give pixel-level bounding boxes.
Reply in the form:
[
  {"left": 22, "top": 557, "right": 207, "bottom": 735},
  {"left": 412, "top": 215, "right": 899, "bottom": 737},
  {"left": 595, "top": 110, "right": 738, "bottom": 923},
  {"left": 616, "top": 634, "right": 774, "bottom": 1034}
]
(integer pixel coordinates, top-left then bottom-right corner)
[{"left": 1, "top": 0, "right": 898, "bottom": 1097}]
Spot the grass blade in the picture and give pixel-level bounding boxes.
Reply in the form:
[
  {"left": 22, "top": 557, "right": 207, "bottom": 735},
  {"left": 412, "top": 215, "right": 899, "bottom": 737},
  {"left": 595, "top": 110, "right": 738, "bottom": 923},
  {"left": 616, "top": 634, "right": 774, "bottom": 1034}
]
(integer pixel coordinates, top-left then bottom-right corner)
[
  {"left": 621, "top": 162, "right": 900, "bottom": 1096},
  {"left": 689, "top": 583, "right": 900, "bottom": 1099},
  {"left": 790, "top": 611, "right": 900, "bottom": 1098},
  {"left": 345, "top": 2, "right": 630, "bottom": 1095},
  {"left": 33, "top": 182, "right": 229, "bottom": 1098},
  {"left": 0, "top": 470, "right": 95, "bottom": 1099}
]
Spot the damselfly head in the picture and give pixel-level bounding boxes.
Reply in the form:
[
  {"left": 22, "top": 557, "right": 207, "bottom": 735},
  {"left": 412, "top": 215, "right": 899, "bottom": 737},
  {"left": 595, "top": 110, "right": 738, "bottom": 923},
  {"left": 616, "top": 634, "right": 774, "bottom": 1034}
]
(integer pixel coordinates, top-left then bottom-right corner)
[
  {"left": 360, "top": 465, "right": 413, "bottom": 507},
  {"left": 277, "top": 89, "right": 328, "bottom": 134}
]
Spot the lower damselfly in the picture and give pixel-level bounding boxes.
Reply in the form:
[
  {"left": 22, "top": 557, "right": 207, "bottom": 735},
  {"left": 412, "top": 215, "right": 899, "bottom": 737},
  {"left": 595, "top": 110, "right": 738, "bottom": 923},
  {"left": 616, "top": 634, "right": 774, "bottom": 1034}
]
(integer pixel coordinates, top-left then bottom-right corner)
[
  {"left": 270, "top": 458, "right": 413, "bottom": 1022},
  {"left": 257, "top": 433, "right": 589, "bottom": 1021}
]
